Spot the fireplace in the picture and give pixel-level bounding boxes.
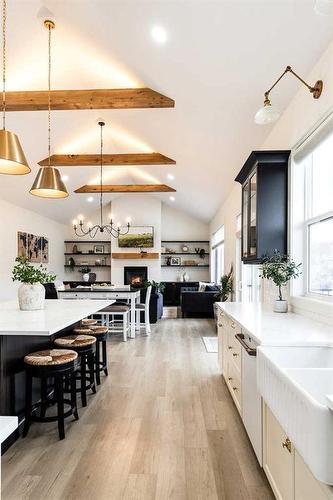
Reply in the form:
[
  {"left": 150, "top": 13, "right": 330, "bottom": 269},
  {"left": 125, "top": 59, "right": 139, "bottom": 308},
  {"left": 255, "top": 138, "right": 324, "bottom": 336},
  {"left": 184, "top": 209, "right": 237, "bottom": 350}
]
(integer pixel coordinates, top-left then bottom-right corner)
[{"left": 124, "top": 266, "right": 148, "bottom": 288}]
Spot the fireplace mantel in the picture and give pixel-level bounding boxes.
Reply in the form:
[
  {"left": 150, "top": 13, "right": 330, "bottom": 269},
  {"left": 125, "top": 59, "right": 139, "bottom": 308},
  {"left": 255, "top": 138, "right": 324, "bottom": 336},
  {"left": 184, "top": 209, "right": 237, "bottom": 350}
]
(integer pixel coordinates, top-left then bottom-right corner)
[{"left": 112, "top": 252, "right": 159, "bottom": 259}]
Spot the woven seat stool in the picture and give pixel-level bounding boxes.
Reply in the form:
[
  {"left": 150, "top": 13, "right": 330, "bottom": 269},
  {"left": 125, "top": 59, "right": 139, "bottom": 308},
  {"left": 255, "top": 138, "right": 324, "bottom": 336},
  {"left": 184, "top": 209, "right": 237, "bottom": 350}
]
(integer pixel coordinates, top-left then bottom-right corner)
[
  {"left": 89, "top": 325, "right": 109, "bottom": 385},
  {"left": 54, "top": 334, "right": 96, "bottom": 407},
  {"left": 23, "top": 349, "right": 79, "bottom": 440}
]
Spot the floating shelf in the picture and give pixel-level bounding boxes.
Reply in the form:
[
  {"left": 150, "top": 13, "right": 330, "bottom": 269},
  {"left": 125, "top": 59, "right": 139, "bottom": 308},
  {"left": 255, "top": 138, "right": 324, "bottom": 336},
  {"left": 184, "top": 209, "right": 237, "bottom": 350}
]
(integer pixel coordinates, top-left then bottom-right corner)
[
  {"left": 64, "top": 253, "right": 111, "bottom": 256},
  {"left": 64, "top": 240, "right": 111, "bottom": 244},
  {"left": 112, "top": 252, "right": 159, "bottom": 260},
  {"left": 161, "top": 265, "right": 209, "bottom": 268},
  {"left": 161, "top": 240, "right": 209, "bottom": 244},
  {"left": 64, "top": 265, "right": 110, "bottom": 268},
  {"left": 162, "top": 252, "right": 209, "bottom": 256}
]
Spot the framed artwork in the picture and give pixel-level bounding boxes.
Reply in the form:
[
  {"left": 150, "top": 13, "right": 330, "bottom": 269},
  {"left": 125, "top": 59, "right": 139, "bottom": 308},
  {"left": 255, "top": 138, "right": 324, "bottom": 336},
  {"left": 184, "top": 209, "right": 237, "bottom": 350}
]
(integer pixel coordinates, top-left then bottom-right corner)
[
  {"left": 17, "top": 232, "right": 49, "bottom": 263},
  {"left": 118, "top": 226, "right": 154, "bottom": 248},
  {"left": 94, "top": 245, "right": 104, "bottom": 254},
  {"left": 170, "top": 257, "right": 181, "bottom": 266},
  {"left": 17, "top": 231, "right": 28, "bottom": 258}
]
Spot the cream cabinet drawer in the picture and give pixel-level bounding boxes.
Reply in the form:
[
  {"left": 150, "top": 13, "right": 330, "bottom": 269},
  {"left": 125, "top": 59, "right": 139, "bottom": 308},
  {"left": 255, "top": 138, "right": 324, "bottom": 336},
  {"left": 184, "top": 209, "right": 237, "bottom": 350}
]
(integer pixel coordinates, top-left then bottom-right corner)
[
  {"left": 228, "top": 330, "right": 241, "bottom": 357},
  {"left": 227, "top": 361, "right": 242, "bottom": 414}
]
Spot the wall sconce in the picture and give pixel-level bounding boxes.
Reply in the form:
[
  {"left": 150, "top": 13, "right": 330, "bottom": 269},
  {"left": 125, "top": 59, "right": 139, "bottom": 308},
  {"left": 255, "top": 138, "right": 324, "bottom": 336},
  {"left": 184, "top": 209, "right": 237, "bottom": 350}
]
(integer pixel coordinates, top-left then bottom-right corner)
[{"left": 254, "top": 66, "right": 323, "bottom": 125}]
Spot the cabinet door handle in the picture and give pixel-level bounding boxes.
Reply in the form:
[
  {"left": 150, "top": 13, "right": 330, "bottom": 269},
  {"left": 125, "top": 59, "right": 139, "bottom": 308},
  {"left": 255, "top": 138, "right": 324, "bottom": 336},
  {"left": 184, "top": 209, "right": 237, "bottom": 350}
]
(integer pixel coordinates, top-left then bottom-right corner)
[
  {"left": 228, "top": 377, "right": 233, "bottom": 381},
  {"left": 228, "top": 346, "right": 233, "bottom": 350},
  {"left": 218, "top": 324, "right": 223, "bottom": 327},
  {"left": 282, "top": 438, "right": 292, "bottom": 453},
  {"left": 232, "top": 353, "right": 239, "bottom": 357},
  {"left": 232, "top": 387, "right": 238, "bottom": 391},
  {"left": 231, "top": 322, "right": 236, "bottom": 329}
]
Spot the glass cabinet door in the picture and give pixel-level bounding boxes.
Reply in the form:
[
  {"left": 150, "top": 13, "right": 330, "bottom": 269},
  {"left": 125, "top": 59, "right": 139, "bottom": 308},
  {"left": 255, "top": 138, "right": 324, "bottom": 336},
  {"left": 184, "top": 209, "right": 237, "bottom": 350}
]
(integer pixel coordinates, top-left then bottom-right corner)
[
  {"left": 249, "top": 172, "right": 257, "bottom": 257},
  {"left": 242, "top": 181, "right": 249, "bottom": 258}
]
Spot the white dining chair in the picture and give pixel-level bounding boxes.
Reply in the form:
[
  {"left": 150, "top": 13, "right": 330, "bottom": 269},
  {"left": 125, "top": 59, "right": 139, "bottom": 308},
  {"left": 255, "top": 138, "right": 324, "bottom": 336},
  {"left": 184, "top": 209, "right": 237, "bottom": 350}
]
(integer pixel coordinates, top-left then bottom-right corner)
[{"left": 135, "top": 285, "right": 152, "bottom": 335}]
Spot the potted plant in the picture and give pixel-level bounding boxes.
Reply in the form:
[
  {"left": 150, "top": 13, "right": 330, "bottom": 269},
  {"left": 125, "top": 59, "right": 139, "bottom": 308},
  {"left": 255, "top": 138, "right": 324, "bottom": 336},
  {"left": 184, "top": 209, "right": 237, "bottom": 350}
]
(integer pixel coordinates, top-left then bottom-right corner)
[
  {"left": 144, "top": 280, "right": 166, "bottom": 294},
  {"left": 215, "top": 265, "right": 233, "bottom": 302},
  {"left": 80, "top": 266, "right": 91, "bottom": 282},
  {"left": 260, "top": 251, "right": 301, "bottom": 313},
  {"left": 12, "top": 256, "right": 56, "bottom": 311}
]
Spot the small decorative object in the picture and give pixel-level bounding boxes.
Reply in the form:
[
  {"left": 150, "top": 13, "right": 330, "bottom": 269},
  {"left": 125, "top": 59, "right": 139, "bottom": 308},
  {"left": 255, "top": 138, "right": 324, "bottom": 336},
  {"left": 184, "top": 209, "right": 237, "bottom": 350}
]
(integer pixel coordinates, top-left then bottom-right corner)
[
  {"left": 215, "top": 266, "right": 233, "bottom": 302},
  {"left": 88, "top": 249, "right": 94, "bottom": 254},
  {"left": 95, "top": 259, "right": 101, "bottom": 266},
  {"left": 12, "top": 256, "right": 56, "bottom": 311},
  {"left": 195, "top": 248, "right": 200, "bottom": 254},
  {"left": 68, "top": 257, "right": 75, "bottom": 271},
  {"left": 94, "top": 245, "right": 104, "bottom": 254},
  {"left": 183, "top": 260, "right": 197, "bottom": 266},
  {"left": 182, "top": 271, "right": 190, "bottom": 282},
  {"left": 171, "top": 257, "right": 181, "bottom": 266},
  {"left": 161, "top": 246, "right": 166, "bottom": 254},
  {"left": 80, "top": 266, "right": 92, "bottom": 282},
  {"left": 72, "top": 244, "right": 78, "bottom": 254},
  {"left": 260, "top": 251, "right": 301, "bottom": 313},
  {"left": 199, "top": 248, "right": 206, "bottom": 259},
  {"left": 140, "top": 248, "right": 148, "bottom": 255},
  {"left": 89, "top": 273, "right": 96, "bottom": 283},
  {"left": 166, "top": 256, "right": 171, "bottom": 266},
  {"left": 182, "top": 245, "right": 189, "bottom": 253}
]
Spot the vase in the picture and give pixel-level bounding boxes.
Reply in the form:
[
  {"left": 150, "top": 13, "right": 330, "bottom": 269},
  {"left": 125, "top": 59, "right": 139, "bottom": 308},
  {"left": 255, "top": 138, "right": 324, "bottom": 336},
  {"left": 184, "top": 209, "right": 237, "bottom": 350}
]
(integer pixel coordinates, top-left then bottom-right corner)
[
  {"left": 273, "top": 299, "right": 288, "bottom": 313},
  {"left": 82, "top": 273, "right": 90, "bottom": 282},
  {"left": 18, "top": 283, "right": 45, "bottom": 311}
]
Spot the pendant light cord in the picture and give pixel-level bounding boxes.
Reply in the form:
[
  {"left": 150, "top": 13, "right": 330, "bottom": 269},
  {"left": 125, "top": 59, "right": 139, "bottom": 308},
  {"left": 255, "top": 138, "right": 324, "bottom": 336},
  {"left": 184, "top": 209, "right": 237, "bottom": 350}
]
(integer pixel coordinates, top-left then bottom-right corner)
[
  {"left": 2, "top": 0, "right": 6, "bottom": 130},
  {"left": 47, "top": 23, "right": 51, "bottom": 167},
  {"left": 100, "top": 122, "right": 103, "bottom": 227}
]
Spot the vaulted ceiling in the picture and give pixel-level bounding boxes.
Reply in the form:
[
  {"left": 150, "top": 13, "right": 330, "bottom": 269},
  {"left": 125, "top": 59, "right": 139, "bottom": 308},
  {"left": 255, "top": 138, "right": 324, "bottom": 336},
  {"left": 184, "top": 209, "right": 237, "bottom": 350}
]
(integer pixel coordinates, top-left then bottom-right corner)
[{"left": 0, "top": 0, "right": 332, "bottom": 223}]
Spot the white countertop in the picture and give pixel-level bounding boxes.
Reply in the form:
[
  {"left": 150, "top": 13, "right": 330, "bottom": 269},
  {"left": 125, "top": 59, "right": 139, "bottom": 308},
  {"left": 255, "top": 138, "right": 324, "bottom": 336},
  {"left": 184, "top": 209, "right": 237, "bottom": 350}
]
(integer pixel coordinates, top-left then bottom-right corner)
[
  {"left": 0, "top": 299, "right": 114, "bottom": 336},
  {"left": 217, "top": 302, "right": 333, "bottom": 346},
  {"left": 0, "top": 417, "right": 18, "bottom": 444}
]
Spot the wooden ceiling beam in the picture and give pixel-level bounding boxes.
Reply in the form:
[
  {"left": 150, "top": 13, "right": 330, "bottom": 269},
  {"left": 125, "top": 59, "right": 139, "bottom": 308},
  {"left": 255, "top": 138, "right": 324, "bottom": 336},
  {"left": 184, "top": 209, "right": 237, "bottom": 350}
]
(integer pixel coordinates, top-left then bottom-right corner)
[
  {"left": 4, "top": 88, "right": 175, "bottom": 111},
  {"left": 38, "top": 153, "right": 176, "bottom": 167},
  {"left": 74, "top": 184, "right": 176, "bottom": 193}
]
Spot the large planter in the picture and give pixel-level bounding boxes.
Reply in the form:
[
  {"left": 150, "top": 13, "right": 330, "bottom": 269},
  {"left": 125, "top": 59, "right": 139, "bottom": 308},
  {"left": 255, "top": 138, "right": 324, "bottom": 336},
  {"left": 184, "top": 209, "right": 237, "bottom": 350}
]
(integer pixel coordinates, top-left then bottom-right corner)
[{"left": 18, "top": 283, "right": 45, "bottom": 311}]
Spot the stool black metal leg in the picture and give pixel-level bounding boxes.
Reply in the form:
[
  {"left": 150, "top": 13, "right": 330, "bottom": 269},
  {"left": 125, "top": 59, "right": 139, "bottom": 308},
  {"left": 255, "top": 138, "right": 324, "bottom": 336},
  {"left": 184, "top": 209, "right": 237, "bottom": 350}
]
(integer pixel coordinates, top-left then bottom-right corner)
[
  {"left": 71, "top": 371, "right": 79, "bottom": 421},
  {"left": 40, "top": 377, "right": 48, "bottom": 418},
  {"left": 80, "top": 354, "right": 87, "bottom": 407},
  {"left": 56, "top": 375, "right": 65, "bottom": 440},
  {"left": 88, "top": 353, "right": 96, "bottom": 394},
  {"left": 95, "top": 340, "right": 101, "bottom": 386},
  {"left": 22, "top": 372, "right": 33, "bottom": 438},
  {"left": 102, "top": 340, "right": 108, "bottom": 376}
]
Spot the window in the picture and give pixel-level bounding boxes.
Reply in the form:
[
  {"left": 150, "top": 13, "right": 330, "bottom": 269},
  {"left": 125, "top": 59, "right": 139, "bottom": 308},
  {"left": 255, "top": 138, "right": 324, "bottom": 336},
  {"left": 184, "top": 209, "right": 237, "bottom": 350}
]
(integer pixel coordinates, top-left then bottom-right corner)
[
  {"left": 211, "top": 226, "right": 224, "bottom": 283},
  {"left": 292, "top": 127, "right": 333, "bottom": 298}
]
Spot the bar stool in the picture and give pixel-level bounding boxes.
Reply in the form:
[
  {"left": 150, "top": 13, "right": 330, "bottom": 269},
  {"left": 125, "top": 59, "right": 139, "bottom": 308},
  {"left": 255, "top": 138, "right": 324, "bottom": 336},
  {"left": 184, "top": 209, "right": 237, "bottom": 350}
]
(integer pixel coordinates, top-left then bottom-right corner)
[
  {"left": 81, "top": 318, "right": 97, "bottom": 327},
  {"left": 54, "top": 334, "right": 96, "bottom": 407},
  {"left": 89, "top": 325, "right": 109, "bottom": 385},
  {"left": 96, "top": 304, "right": 130, "bottom": 342},
  {"left": 135, "top": 285, "right": 152, "bottom": 335},
  {"left": 23, "top": 349, "right": 79, "bottom": 440}
]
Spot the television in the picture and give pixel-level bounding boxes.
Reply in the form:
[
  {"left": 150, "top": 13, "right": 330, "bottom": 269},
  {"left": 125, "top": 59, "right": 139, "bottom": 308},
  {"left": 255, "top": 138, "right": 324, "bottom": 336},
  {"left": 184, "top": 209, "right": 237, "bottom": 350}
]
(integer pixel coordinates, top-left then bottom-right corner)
[{"left": 118, "top": 226, "right": 154, "bottom": 248}]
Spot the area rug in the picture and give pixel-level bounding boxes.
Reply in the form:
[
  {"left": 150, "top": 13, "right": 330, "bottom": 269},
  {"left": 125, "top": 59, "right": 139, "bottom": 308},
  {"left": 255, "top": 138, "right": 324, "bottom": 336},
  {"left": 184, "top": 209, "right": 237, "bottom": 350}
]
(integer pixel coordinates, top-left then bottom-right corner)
[{"left": 202, "top": 336, "right": 218, "bottom": 353}]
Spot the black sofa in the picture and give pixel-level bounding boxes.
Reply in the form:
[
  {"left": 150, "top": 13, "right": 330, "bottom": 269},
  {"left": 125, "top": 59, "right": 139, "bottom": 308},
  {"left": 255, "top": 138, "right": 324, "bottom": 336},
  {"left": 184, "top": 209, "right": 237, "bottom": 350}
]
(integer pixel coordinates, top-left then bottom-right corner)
[{"left": 180, "top": 285, "right": 218, "bottom": 318}]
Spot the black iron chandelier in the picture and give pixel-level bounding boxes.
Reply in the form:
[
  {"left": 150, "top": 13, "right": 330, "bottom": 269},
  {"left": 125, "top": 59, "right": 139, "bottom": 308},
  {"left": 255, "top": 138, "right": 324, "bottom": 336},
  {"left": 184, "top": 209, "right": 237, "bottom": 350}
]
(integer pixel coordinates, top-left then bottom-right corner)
[{"left": 72, "top": 121, "right": 131, "bottom": 239}]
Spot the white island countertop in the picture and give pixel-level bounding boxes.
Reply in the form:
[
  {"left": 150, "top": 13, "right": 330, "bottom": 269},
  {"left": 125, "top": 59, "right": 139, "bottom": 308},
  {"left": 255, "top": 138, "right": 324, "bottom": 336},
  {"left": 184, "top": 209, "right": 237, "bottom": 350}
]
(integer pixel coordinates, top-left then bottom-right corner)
[
  {"left": 0, "top": 299, "right": 114, "bottom": 336},
  {"left": 0, "top": 417, "right": 18, "bottom": 444},
  {"left": 217, "top": 302, "right": 333, "bottom": 346}
]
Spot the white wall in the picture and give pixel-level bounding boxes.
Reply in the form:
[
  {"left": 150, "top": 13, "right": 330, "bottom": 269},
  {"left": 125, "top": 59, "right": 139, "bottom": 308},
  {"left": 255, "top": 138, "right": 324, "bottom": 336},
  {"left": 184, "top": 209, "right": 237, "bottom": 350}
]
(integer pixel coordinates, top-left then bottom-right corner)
[
  {"left": 0, "top": 198, "right": 67, "bottom": 300},
  {"left": 110, "top": 194, "right": 161, "bottom": 284},
  {"left": 210, "top": 36, "right": 333, "bottom": 314}
]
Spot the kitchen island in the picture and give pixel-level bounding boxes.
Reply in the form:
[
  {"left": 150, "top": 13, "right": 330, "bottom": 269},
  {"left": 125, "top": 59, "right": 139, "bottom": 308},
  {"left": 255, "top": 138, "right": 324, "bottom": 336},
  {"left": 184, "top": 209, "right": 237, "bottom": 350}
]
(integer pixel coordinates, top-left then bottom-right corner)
[{"left": 0, "top": 299, "right": 113, "bottom": 449}]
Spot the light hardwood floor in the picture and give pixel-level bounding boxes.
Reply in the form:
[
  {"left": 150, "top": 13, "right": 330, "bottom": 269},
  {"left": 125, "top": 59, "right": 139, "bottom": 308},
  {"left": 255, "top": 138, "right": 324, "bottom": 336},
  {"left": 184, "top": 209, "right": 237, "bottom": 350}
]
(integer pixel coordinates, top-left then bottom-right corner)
[{"left": 2, "top": 318, "right": 274, "bottom": 500}]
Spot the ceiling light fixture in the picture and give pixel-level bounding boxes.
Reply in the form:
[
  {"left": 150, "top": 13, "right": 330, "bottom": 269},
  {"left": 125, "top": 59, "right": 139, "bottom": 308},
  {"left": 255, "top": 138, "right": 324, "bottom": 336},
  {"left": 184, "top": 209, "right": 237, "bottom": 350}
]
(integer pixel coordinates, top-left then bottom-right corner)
[
  {"left": 30, "top": 20, "right": 68, "bottom": 198},
  {"left": 314, "top": 0, "right": 333, "bottom": 15},
  {"left": 61, "top": 175, "right": 69, "bottom": 182},
  {"left": 167, "top": 173, "right": 175, "bottom": 180},
  {"left": 169, "top": 196, "right": 175, "bottom": 202},
  {"left": 0, "top": 0, "right": 30, "bottom": 175},
  {"left": 151, "top": 25, "right": 167, "bottom": 44},
  {"left": 255, "top": 65, "right": 323, "bottom": 125},
  {"left": 87, "top": 196, "right": 94, "bottom": 202},
  {"left": 73, "top": 122, "right": 131, "bottom": 238}
]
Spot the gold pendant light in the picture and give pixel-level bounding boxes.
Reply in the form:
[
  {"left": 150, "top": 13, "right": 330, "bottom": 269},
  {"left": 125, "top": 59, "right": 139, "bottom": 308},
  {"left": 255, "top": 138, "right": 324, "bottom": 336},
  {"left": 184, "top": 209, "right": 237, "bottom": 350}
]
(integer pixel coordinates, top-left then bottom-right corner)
[
  {"left": 30, "top": 19, "right": 68, "bottom": 198},
  {"left": 0, "top": 0, "right": 30, "bottom": 175}
]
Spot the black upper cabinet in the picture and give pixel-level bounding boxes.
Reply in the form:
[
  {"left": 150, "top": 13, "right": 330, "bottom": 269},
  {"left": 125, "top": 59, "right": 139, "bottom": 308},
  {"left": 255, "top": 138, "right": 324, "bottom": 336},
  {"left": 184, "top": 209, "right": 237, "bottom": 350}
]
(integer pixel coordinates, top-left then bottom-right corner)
[{"left": 235, "top": 150, "right": 290, "bottom": 264}]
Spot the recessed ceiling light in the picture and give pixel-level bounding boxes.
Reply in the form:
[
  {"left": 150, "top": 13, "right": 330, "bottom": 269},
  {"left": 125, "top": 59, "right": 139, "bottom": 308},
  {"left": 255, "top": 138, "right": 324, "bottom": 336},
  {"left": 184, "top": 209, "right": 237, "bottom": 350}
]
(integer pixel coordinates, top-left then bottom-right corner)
[
  {"left": 169, "top": 196, "right": 175, "bottom": 202},
  {"left": 87, "top": 196, "right": 94, "bottom": 202},
  {"left": 167, "top": 173, "right": 175, "bottom": 180},
  {"left": 314, "top": 0, "right": 333, "bottom": 15},
  {"left": 61, "top": 175, "right": 69, "bottom": 182},
  {"left": 151, "top": 26, "right": 168, "bottom": 44}
]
